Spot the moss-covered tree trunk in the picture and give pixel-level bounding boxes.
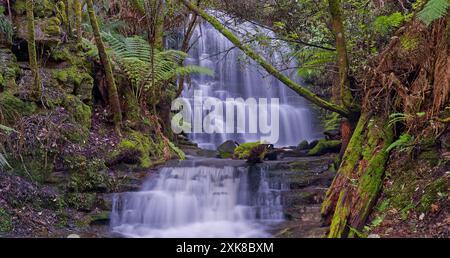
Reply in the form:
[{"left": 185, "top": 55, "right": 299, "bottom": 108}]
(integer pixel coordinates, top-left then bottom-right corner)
[
  {"left": 73, "top": 0, "right": 83, "bottom": 44},
  {"left": 86, "top": 0, "right": 122, "bottom": 133},
  {"left": 26, "top": 0, "right": 41, "bottom": 101},
  {"left": 328, "top": 0, "right": 359, "bottom": 114},
  {"left": 180, "top": 0, "right": 351, "bottom": 118},
  {"left": 321, "top": 113, "right": 394, "bottom": 237},
  {"left": 64, "top": 0, "right": 72, "bottom": 38}
]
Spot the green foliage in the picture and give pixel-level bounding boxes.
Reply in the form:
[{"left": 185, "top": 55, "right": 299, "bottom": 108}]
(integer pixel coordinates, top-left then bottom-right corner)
[
  {"left": 295, "top": 48, "right": 336, "bottom": 79},
  {"left": 386, "top": 133, "right": 413, "bottom": 153},
  {"left": 102, "top": 33, "right": 213, "bottom": 103},
  {"left": 0, "top": 124, "right": 15, "bottom": 171},
  {"left": 0, "top": 14, "right": 13, "bottom": 44},
  {"left": 233, "top": 142, "right": 261, "bottom": 159},
  {"left": 373, "top": 12, "right": 405, "bottom": 35},
  {"left": 388, "top": 112, "right": 426, "bottom": 128},
  {"left": 0, "top": 208, "right": 13, "bottom": 232},
  {"left": 168, "top": 141, "right": 186, "bottom": 160},
  {"left": 418, "top": 0, "right": 450, "bottom": 26}
]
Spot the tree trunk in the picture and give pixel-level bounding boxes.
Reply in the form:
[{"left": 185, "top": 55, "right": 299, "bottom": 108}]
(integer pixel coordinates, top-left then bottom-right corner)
[
  {"left": 180, "top": 0, "right": 351, "bottom": 118},
  {"left": 328, "top": 0, "right": 359, "bottom": 114},
  {"left": 64, "top": 0, "right": 72, "bottom": 38},
  {"left": 86, "top": 0, "right": 122, "bottom": 133},
  {"left": 26, "top": 0, "right": 41, "bottom": 101},
  {"left": 321, "top": 113, "right": 394, "bottom": 237},
  {"left": 73, "top": 0, "right": 83, "bottom": 44}
]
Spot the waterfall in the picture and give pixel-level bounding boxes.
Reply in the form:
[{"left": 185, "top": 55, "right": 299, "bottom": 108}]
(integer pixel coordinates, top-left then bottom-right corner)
[
  {"left": 111, "top": 164, "right": 285, "bottom": 238},
  {"left": 182, "top": 17, "right": 315, "bottom": 150}
]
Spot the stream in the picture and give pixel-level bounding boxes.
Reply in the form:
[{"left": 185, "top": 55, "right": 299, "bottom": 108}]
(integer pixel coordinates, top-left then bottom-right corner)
[
  {"left": 109, "top": 18, "right": 327, "bottom": 238},
  {"left": 111, "top": 158, "right": 286, "bottom": 238}
]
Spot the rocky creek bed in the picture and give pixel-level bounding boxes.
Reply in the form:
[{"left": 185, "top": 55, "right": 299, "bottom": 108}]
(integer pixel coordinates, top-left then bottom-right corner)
[{"left": 0, "top": 151, "right": 337, "bottom": 238}]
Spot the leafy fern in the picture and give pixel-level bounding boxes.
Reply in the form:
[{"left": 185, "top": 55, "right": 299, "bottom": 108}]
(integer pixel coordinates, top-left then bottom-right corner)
[
  {"left": 418, "top": 0, "right": 450, "bottom": 26},
  {"left": 373, "top": 12, "right": 405, "bottom": 35},
  {"left": 103, "top": 33, "right": 213, "bottom": 103}
]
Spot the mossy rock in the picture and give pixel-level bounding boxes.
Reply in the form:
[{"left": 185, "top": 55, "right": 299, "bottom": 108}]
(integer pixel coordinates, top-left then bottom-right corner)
[
  {"left": 218, "top": 140, "right": 239, "bottom": 159},
  {"left": 0, "top": 48, "right": 20, "bottom": 90},
  {"left": 7, "top": 149, "right": 55, "bottom": 183},
  {"left": 418, "top": 149, "right": 440, "bottom": 167},
  {"left": 233, "top": 142, "right": 262, "bottom": 160},
  {"left": 89, "top": 211, "right": 110, "bottom": 225},
  {"left": 307, "top": 139, "right": 341, "bottom": 156},
  {"left": 65, "top": 155, "right": 110, "bottom": 193},
  {"left": 0, "top": 207, "right": 13, "bottom": 233},
  {"left": 418, "top": 176, "right": 448, "bottom": 212},
  {"left": 14, "top": 0, "right": 57, "bottom": 17},
  {"left": 53, "top": 67, "right": 94, "bottom": 102},
  {"left": 297, "top": 140, "right": 310, "bottom": 150},
  {"left": 0, "top": 91, "right": 37, "bottom": 123},
  {"left": 108, "top": 131, "right": 159, "bottom": 169},
  {"left": 64, "top": 193, "right": 97, "bottom": 212},
  {"left": 62, "top": 94, "right": 91, "bottom": 125}
]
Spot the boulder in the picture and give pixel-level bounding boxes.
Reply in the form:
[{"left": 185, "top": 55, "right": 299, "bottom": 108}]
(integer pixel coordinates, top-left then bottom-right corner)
[
  {"left": 247, "top": 144, "right": 269, "bottom": 164},
  {"left": 218, "top": 140, "right": 239, "bottom": 159},
  {"left": 324, "top": 130, "right": 341, "bottom": 140},
  {"left": 297, "top": 140, "right": 310, "bottom": 150},
  {"left": 307, "top": 139, "right": 342, "bottom": 156},
  {"left": 308, "top": 140, "right": 319, "bottom": 149}
]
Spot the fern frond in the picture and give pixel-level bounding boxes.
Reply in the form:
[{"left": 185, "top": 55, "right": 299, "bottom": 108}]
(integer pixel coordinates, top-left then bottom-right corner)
[
  {"left": 418, "top": 0, "right": 450, "bottom": 26},
  {"left": 103, "top": 33, "right": 213, "bottom": 102}
]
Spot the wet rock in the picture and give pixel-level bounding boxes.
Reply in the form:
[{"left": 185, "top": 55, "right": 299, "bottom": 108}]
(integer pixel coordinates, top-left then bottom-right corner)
[
  {"left": 247, "top": 144, "right": 269, "bottom": 164},
  {"left": 218, "top": 140, "right": 239, "bottom": 159},
  {"left": 307, "top": 139, "right": 342, "bottom": 156},
  {"left": 297, "top": 140, "right": 310, "bottom": 150},
  {"left": 308, "top": 140, "right": 319, "bottom": 149},
  {"left": 324, "top": 130, "right": 341, "bottom": 140}
]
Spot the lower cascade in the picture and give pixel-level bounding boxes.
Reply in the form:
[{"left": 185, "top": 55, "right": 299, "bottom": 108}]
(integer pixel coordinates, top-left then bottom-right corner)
[{"left": 110, "top": 163, "right": 285, "bottom": 238}]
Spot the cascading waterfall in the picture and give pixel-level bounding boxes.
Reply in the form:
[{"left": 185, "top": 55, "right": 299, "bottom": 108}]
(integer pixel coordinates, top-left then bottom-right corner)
[
  {"left": 110, "top": 14, "right": 314, "bottom": 238},
  {"left": 182, "top": 17, "right": 316, "bottom": 150},
  {"left": 111, "top": 163, "right": 285, "bottom": 238}
]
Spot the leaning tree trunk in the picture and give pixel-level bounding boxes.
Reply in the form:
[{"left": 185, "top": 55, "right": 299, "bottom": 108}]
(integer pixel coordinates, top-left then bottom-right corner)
[
  {"left": 26, "top": 0, "right": 41, "bottom": 101},
  {"left": 180, "top": 0, "right": 351, "bottom": 118},
  {"left": 86, "top": 0, "right": 122, "bottom": 133},
  {"left": 321, "top": 113, "right": 394, "bottom": 237}
]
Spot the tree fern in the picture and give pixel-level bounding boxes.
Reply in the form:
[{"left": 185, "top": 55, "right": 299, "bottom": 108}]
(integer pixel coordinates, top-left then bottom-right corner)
[
  {"left": 418, "top": 0, "right": 450, "bottom": 26},
  {"left": 295, "top": 47, "right": 336, "bottom": 78},
  {"left": 373, "top": 12, "right": 405, "bottom": 35},
  {"left": 102, "top": 33, "right": 213, "bottom": 102}
]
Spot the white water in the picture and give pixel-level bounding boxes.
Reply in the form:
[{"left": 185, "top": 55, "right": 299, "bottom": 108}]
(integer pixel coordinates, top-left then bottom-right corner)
[
  {"left": 111, "top": 164, "right": 285, "bottom": 238},
  {"left": 110, "top": 15, "right": 315, "bottom": 238},
  {"left": 182, "top": 18, "right": 315, "bottom": 150}
]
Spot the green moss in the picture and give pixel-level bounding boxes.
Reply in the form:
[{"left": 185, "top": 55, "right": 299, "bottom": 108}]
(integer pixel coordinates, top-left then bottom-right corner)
[
  {"left": 418, "top": 149, "right": 440, "bottom": 167},
  {"left": 64, "top": 193, "right": 97, "bottom": 212},
  {"left": 110, "top": 131, "right": 156, "bottom": 168},
  {"left": 418, "top": 177, "right": 447, "bottom": 212},
  {"left": 297, "top": 140, "right": 309, "bottom": 150},
  {"left": 65, "top": 155, "right": 109, "bottom": 193},
  {"left": 0, "top": 91, "right": 37, "bottom": 123},
  {"left": 0, "top": 207, "right": 13, "bottom": 232},
  {"left": 307, "top": 139, "right": 341, "bottom": 156},
  {"left": 233, "top": 142, "right": 261, "bottom": 159},
  {"left": 168, "top": 141, "right": 186, "bottom": 160},
  {"left": 62, "top": 95, "right": 91, "bottom": 127}
]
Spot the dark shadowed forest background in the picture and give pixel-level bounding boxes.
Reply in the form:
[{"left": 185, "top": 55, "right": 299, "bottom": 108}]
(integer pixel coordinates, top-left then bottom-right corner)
[{"left": 0, "top": 0, "right": 448, "bottom": 238}]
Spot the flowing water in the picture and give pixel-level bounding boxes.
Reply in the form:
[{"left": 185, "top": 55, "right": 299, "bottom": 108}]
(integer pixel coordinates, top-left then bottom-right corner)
[
  {"left": 110, "top": 16, "right": 316, "bottom": 238},
  {"left": 182, "top": 19, "right": 316, "bottom": 150},
  {"left": 111, "top": 160, "right": 286, "bottom": 238}
]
